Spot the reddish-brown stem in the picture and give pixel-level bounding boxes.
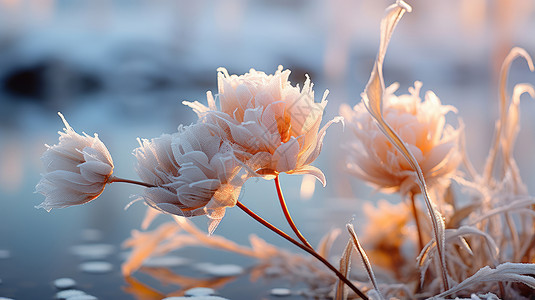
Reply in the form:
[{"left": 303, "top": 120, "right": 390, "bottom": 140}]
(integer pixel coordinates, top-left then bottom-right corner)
[
  {"left": 410, "top": 192, "right": 424, "bottom": 252},
  {"left": 108, "top": 176, "right": 157, "bottom": 188},
  {"left": 236, "top": 201, "right": 368, "bottom": 300},
  {"left": 275, "top": 176, "right": 313, "bottom": 249}
]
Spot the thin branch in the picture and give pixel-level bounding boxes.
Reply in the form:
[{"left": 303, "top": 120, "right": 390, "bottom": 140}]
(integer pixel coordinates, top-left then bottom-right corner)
[
  {"left": 108, "top": 176, "right": 157, "bottom": 188},
  {"left": 236, "top": 201, "right": 368, "bottom": 300}
]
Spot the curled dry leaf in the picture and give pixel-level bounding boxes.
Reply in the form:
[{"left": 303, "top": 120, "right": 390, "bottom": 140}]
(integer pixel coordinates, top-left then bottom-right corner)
[{"left": 484, "top": 47, "right": 535, "bottom": 186}]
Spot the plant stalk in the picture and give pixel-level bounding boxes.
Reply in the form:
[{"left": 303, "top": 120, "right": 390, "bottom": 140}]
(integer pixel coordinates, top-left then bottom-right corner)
[
  {"left": 236, "top": 201, "right": 368, "bottom": 300},
  {"left": 275, "top": 176, "right": 313, "bottom": 249},
  {"left": 410, "top": 192, "right": 424, "bottom": 252},
  {"left": 108, "top": 176, "right": 157, "bottom": 188}
]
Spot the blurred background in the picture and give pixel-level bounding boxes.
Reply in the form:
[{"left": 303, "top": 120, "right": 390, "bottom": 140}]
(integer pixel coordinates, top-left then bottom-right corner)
[{"left": 0, "top": 0, "right": 534, "bottom": 299}]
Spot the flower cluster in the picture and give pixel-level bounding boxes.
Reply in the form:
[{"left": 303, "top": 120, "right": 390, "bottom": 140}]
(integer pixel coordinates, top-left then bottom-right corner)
[
  {"left": 36, "top": 67, "right": 336, "bottom": 229},
  {"left": 135, "top": 66, "right": 335, "bottom": 228}
]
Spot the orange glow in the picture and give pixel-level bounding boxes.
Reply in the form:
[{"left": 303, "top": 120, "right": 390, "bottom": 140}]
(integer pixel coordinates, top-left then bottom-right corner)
[{"left": 300, "top": 174, "right": 316, "bottom": 201}]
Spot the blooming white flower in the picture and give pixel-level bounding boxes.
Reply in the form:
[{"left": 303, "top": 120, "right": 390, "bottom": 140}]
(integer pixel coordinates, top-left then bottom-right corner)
[
  {"left": 134, "top": 122, "right": 249, "bottom": 233},
  {"left": 341, "top": 82, "right": 462, "bottom": 195},
  {"left": 184, "top": 66, "right": 341, "bottom": 185},
  {"left": 36, "top": 113, "right": 114, "bottom": 211}
]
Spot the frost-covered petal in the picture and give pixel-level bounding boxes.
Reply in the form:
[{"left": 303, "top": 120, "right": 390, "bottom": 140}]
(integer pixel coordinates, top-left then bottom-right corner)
[
  {"left": 287, "top": 165, "right": 326, "bottom": 187},
  {"left": 188, "top": 66, "right": 333, "bottom": 178},
  {"left": 133, "top": 122, "right": 251, "bottom": 232},
  {"left": 35, "top": 113, "right": 114, "bottom": 210},
  {"left": 272, "top": 137, "right": 300, "bottom": 172},
  {"left": 341, "top": 82, "right": 462, "bottom": 194}
]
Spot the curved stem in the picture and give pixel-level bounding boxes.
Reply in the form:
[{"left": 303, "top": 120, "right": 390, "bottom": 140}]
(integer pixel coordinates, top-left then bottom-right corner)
[
  {"left": 275, "top": 176, "right": 313, "bottom": 249},
  {"left": 236, "top": 201, "right": 368, "bottom": 300},
  {"left": 108, "top": 176, "right": 157, "bottom": 188}
]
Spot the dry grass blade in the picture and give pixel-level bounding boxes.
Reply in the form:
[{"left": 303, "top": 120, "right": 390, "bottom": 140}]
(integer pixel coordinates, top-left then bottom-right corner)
[
  {"left": 455, "top": 227, "right": 499, "bottom": 262},
  {"left": 347, "top": 223, "right": 384, "bottom": 300},
  {"left": 335, "top": 240, "right": 353, "bottom": 300},
  {"left": 434, "top": 263, "right": 535, "bottom": 298},
  {"left": 418, "top": 226, "right": 500, "bottom": 273},
  {"left": 361, "top": 0, "right": 449, "bottom": 291},
  {"left": 317, "top": 228, "right": 341, "bottom": 258},
  {"left": 469, "top": 197, "right": 535, "bottom": 226},
  {"left": 502, "top": 84, "right": 535, "bottom": 163},
  {"left": 362, "top": 0, "right": 411, "bottom": 121},
  {"left": 484, "top": 47, "right": 534, "bottom": 183},
  {"left": 501, "top": 83, "right": 535, "bottom": 194}
]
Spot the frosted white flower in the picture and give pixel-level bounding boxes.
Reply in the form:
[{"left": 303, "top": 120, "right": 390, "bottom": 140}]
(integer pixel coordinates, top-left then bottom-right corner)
[
  {"left": 184, "top": 66, "right": 341, "bottom": 185},
  {"left": 134, "top": 122, "right": 249, "bottom": 233},
  {"left": 36, "top": 113, "right": 114, "bottom": 211},
  {"left": 341, "top": 82, "right": 462, "bottom": 194}
]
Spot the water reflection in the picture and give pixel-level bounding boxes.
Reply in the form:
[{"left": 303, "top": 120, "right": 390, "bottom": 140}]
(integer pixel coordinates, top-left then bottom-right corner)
[{"left": 124, "top": 268, "right": 238, "bottom": 300}]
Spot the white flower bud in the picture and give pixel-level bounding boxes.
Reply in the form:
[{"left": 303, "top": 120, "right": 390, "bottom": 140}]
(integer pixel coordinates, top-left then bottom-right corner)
[{"left": 36, "top": 113, "right": 114, "bottom": 211}]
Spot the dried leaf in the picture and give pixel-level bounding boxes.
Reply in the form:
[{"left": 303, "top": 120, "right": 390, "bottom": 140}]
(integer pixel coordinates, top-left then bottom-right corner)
[
  {"left": 434, "top": 262, "right": 535, "bottom": 298},
  {"left": 469, "top": 197, "right": 535, "bottom": 226},
  {"left": 335, "top": 240, "right": 353, "bottom": 300},
  {"left": 484, "top": 47, "right": 534, "bottom": 183},
  {"left": 347, "top": 223, "right": 384, "bottom": 300},
  {"left": 447, "top": 203, "right": 480, "bottom": 228},
  {"left": 317, "top": 228, "right": 341, "bottom": 258},
  {"left": 502, "top": 84, "right": 535, "bottom": 163},
  {"left": 501, "top": 83, "right": 535, "bottom": 194},
  {"left": 418, "top": 226, "right": 501, "bottom": 288}
]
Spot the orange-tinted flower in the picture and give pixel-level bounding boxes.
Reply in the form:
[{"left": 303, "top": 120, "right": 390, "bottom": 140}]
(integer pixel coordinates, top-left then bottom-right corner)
[
  {"left": 341, "top": 82, "right": 462, "bottom": 194},
  {"left": 185, "top": 66, "right": 341, "bottom": 185}
]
